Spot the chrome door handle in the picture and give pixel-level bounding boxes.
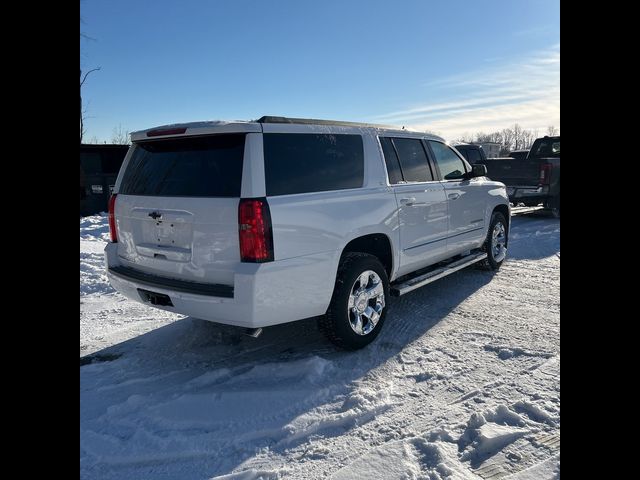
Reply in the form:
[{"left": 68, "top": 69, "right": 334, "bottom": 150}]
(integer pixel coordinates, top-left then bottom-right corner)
[
  {"left": 448, "top": 193, "right": 460, "bottom": 200},
  {"left": 400, "top": 197, "right": 417, "bottom": 206}
]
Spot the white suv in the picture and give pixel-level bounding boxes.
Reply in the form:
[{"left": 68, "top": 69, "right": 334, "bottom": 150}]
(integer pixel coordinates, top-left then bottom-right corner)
[{"left": 105, "top": 116, "right": 510, "bottom": 349}]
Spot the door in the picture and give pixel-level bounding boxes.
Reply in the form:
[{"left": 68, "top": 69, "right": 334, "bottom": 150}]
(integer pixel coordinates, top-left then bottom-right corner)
[
  {"left": 427, "top": 140, "right": 487, "bottom": 255},
  {"left": 379, "top": 137, "right": 449, "bottom": 277}
]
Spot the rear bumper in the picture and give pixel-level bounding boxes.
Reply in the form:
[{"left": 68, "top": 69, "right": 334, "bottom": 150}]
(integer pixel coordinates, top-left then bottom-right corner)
[
  {"left": 104, "top": 242, "right": 339, "bottom": 328},
  {"left": 507, "top": 185, "right": 549, "bottom": 201}
]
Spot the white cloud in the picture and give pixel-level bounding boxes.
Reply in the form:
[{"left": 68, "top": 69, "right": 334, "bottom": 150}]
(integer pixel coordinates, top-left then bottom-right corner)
[{"left": 370, "top": 44, "right": 559, "bottom": 141}]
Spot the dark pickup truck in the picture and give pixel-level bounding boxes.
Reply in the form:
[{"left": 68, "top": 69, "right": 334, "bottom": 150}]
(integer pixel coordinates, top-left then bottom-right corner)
[
  {"left": 80, "top": 144, "right": 129, "bottom": 216},
  {"left": 454, "top": 137, "right": 560, "bottom": 217}
]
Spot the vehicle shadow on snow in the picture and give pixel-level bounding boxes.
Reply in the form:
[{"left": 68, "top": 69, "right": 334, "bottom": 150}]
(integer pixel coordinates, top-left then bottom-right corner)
[{"left": 80, "top": 268, "right": 498, "bottom": 479}]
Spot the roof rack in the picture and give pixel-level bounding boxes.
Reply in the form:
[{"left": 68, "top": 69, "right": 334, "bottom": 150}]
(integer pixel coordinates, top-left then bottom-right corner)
[{"left": 256, "top": 115, "right": 402, "bottom": 130}]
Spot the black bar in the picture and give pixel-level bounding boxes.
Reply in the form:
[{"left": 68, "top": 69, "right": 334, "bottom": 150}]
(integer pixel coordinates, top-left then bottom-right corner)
[{"left": 109, "top": 265, "right": 234, "bottom": 298}]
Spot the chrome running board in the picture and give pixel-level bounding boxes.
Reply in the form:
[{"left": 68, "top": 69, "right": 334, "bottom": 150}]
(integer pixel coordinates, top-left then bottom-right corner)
[{"left": 390, "top": 252, "right": 488, "bottom": 297}]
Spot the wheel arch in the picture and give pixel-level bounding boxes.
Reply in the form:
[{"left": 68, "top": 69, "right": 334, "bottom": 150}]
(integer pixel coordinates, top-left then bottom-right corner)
[
  {"left": 340, "top": 233, "right": 394, "bottom": 280},
  {"left": 492, "top": 203, "right": 510, "bottom": 236}
]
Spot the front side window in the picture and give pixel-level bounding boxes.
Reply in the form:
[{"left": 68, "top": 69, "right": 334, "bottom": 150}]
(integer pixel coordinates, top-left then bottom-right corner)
[
  {"left": 429, "top": 141, "right": 468, "bottom": 180},
  {"left": 263, "top": 133, "right": 364, "bottom": 196}
]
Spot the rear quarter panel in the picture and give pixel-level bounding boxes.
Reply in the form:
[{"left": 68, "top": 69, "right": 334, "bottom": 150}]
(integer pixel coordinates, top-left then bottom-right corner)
[{"left": 264, "top": 128, "right": 401, "bottom": 280}]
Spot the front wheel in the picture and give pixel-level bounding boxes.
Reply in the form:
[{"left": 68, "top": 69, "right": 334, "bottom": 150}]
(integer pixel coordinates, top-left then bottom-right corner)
[
  {"left": 480, "top": 211, "right": 508, "bottom": 270},
  {"left": 319, "top": 253, "right": 389, "bottom": 350}
]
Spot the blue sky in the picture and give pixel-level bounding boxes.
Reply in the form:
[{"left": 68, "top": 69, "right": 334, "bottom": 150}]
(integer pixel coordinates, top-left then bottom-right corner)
[{"left": 80, "top": 0, "right": 559, "bottom": 142}]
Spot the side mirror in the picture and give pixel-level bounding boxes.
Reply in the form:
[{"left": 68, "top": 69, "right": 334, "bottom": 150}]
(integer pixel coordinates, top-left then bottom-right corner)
[{"left": 470, "top": 164, "right": 487, "bottom": 178}]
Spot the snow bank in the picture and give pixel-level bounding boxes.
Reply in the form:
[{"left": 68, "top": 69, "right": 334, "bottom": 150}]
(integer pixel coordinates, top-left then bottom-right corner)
[{"left": 80, "top": 214, "right": 114, "bottom": 296}]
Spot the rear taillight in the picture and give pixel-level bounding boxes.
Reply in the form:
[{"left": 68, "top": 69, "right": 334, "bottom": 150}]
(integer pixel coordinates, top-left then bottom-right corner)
[
  {"left": 238, "top": 198, "right": 274, "bottom": 263},
  {"left": 539, "top": 163, "right": 552, "bottom": 185},
  {"left": 108, "top": 194, "right": 118, "bottom": 243}
]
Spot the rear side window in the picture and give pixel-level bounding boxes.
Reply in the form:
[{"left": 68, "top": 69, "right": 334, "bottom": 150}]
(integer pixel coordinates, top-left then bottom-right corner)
[
  {"left": 119, "top": 134, "right": 246, "bottom": 197},
  {"left": 379, "top": 137, "right": 403, "bottom": 184},
  {"left": 429, "top": 141, "right": 468, "bottom": 180},
  {"left": 379, "top": 137, "right": 433, "bottom": 183},
  {"left": 263, "top": 133, "right": 364, "bottom": 196}
]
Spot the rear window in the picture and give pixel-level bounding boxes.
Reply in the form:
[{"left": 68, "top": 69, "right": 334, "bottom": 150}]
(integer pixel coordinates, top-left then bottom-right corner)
[
  {"left": 80, "top": 152, "right": 102, "bottom": 175},
  {"left": 80, "top": 149, "right": 128, "bottom": 175},
  {"left": 101, "top": 150, "right": 127, "bottom": 174},
  {"left": 466, "top": 148, "right": 482, "bottom": 163},
  {"left": 533, "top": 139, "right": 560, "bottom": 157},
  {"left": 263, "top": 133, "right": 364, "bottom": 196},
  {"left": 119, "top": 134, "right": 246, "bottom": 197}
]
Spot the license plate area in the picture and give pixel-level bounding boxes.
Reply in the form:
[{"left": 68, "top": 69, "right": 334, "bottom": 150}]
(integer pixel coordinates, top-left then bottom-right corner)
[{"left": 137, "top": 288, "right": 174, "bottom": 307}]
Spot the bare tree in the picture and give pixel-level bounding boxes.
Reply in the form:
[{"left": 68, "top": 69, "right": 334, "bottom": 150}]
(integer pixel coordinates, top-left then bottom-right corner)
[
  {"left": 110, "top": 124, "right": 131, "bottom": 145},
  {"left": 80, "top": 6, "right": 100, "bottom": 144},
  {"left": 501, "top": 128, "right": 514, "bottom": 152},
  {"left": 512, "top": 124, "right": 525, "bottom": 150},
  {"left": 80, "top": 67, "right": 101, "bottom": 144},
  {"left": 546, "top": 126, "right": 559, "bottom": 136}
]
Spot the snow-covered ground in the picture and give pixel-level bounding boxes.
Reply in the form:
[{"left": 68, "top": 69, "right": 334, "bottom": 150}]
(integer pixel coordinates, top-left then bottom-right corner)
[{"left": 80, "top": 212, "right": 560, "bottom": 480}]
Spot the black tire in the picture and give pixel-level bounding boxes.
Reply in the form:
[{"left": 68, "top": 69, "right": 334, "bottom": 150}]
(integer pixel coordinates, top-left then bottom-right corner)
[
  {"left": 479, "top": 211, "right": 508, "bottom": 270},
  {"left": 319, "top": 252, "right": 389, "bottom": 350}
]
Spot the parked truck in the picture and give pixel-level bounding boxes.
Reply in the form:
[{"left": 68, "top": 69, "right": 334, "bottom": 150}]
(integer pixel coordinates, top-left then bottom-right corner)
[
  {"left": 81, "top": 144, "right": 130, "bottom": 216},
  {"left": 454, "top": 137, "right": 560, "bottom": 217}
]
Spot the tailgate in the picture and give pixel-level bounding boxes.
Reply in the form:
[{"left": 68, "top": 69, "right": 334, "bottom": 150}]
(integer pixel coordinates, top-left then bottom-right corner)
[
  {"left": 483, "top": 158, "right": 542, "bottom": 186},
  {"left": 113, "top": 133, "right": 247, "bottom": 286},
  {"left": 115, "top": 196, "right": 239, "bottom": 285}
]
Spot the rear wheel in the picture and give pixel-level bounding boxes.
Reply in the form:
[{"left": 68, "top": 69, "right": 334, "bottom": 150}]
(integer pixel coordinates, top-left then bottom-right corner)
[
  {"left": 319, "top": 253, "right": 389, "bottom": 350},
  {"left": 479, "top": 211, "right": 508, "bottom": 270}
]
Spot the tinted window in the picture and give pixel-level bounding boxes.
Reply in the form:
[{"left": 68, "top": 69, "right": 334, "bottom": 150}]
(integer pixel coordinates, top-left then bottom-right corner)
[
  {"left": 533, "top": 139, "right": 560, "bottom": 157},
  {"left": 264, "top": 133, "right": 364, "bottom": 196},
  {"left": 466, "top": 148, "right": 482, "bottom": 163},
  {"left": 455, "top": 147, "right": 470, "bottom": 161},
  {"left": 429, "top": 141, "right": 468, "bottom": 180},
  {"left": 119, "top": 134, "right": 245, "bottom": 197},
  {"left": 102, "top": 150, "right": 128, "bottom": 174},
  {"left": 392, "top": 138, "right": 433, "bottom": 182},
  {"left": 379, "top": 137, "right": 403, "bottom": 184},
  {"left": 80, "top": 152, "right": 102, "bottom": 174}
]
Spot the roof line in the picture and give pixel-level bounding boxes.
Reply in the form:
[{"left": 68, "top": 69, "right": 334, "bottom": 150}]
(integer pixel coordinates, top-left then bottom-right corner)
[{"left": 256, "top": 115, "right": 405, "bottom": 130}]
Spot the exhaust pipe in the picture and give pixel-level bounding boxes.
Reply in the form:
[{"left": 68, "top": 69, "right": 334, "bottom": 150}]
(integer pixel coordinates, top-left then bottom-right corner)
[{"left": 244, "top": 327, "right": 263, "bottom": 338}]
